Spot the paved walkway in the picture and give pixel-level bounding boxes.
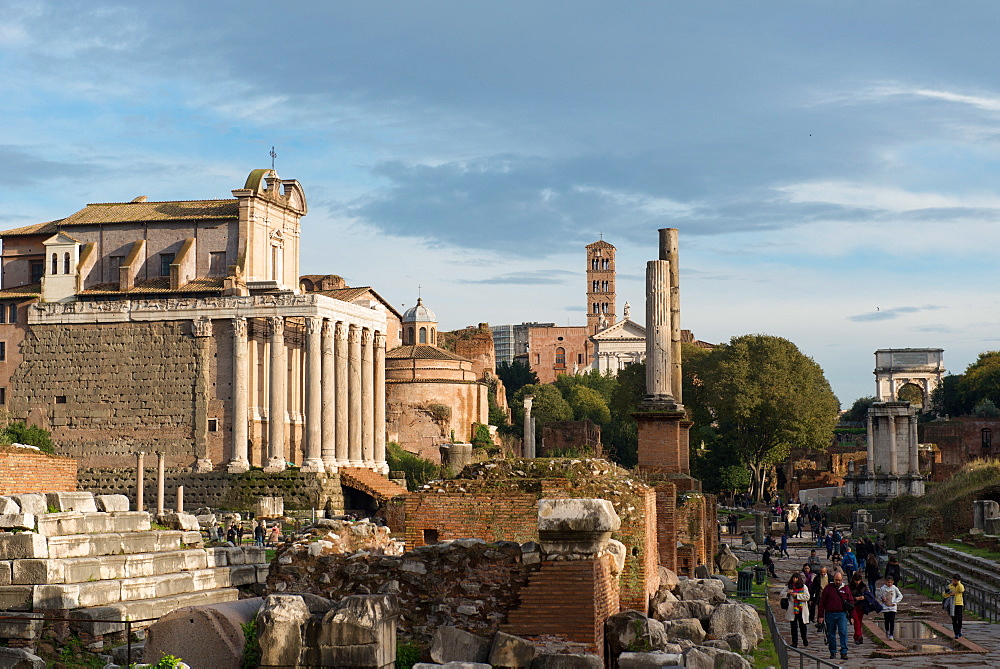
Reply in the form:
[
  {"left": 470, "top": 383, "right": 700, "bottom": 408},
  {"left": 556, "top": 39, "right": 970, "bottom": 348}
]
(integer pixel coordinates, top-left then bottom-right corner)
[{"left": 726, "top": 531, "right": 1000, "bottom": 667}]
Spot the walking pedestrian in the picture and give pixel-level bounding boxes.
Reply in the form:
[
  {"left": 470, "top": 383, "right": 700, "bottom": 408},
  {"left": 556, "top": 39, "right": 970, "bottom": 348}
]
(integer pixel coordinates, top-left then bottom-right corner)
[
  {"left": 825, "top": 532, "right": 834, "bottom": 560},
  {"left": 809, "top": 566, "right": 829, "bottom": 622},
  {"left": 840, "top": 546, "right": 858, "bottom": 576},
  {"left": 781, "top": 532, "right": 790, "bottom": 559},
  {"left": 763, "top": 547, "right": 778, "bottom": 578},
  {"left": 807, "top": 549, "right": 822, "bottom": 571},
  {"left": 944, "top": 574, "right": 965, "bottom": 638},
  {"left": 254, "top": 520, "right": 266, "bottom": 547},
  {"left": 864, "top": 554, "right": 881, "bottom": 595},
  {"left": 818, "top": 571, "right": 852, "bottom": 660},
  {"left": 877, "top": 575, "right": 903, "bottom": 640},
  {"left": 848, "top": 571, "right": 867, "bottom": 644},
  {"left": 884, "top": 555, "right": 902, "bottom": 586},
  {"left": 780, "top": 572, "right": 811, "bottom": 648}
]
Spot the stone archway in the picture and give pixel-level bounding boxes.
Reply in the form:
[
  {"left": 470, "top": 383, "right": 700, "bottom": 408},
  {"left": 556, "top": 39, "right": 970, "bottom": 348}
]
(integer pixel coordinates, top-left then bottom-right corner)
[{"left": 897, "top": 382, "right": 925, "bottom": 407}]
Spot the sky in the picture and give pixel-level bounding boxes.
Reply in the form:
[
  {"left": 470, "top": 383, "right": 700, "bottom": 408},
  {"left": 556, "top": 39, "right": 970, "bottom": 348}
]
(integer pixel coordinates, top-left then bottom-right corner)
[{"left": 3, "top": 1, "right": 1000, "bottom": 406}]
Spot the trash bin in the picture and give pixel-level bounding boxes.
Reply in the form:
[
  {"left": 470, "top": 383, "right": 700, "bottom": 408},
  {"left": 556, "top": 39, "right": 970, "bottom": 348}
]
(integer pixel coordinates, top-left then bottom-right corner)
[
  {"left": 737, "top": 569, "right": 754, "bottom": 597},
  {"left": 753, "top": 565, "right": 767, "bottom": 584}
]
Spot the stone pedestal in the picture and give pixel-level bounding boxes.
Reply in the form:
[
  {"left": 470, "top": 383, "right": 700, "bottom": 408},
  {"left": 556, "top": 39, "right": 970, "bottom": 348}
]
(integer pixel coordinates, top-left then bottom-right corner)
[{"left": 753, "top": 512, "right": 767, "bottom": 546}]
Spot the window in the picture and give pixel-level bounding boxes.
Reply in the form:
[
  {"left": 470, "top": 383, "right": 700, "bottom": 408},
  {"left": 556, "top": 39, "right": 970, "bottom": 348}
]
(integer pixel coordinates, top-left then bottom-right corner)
[
  {"left": 419, "top": 327, "right": 427, "bottom": 344},
  {"left": 578, "top": 354, "right": 584, "bottom": 364},
  {"left": 9, "top": 305, "right": 17, "bottom": 324},
  {"left": 555, "top": 347, "right": 566, "bottom": 365},
  {"left": 0, "top": 307, "right": 5, "bottom": 325},
  {"left": 209, "top": 252, "right": 227, "bottom": 277},
  {"left": 159, "top": 253, "right": 175, "bottom": 277},
  {"left": 593, "top": 303, "right": 600, "bottom": 314},
  {"left": 51, "top": 253, "right": 58, "bottom": 275},
  {"left": 30, "top": 261, "right": 44, "bottom": 284},
  {"left": 534, "top": 354, "right": 540, "bottom": 365},
  {"left": 431, "top": 327, "right": 436, "bottom": 345},
  {"left": 208, "top": 418, "right": 219, "bottom": 432},
  {"left": 0, "top": 342, "right": 5, "bottom": 361},
  {"left": 984, "top": 428, "right": 992, "bottom": 449},
  {"left": 0, "top": 387, "right": 5, "bottom": 405},
  {"left": 406, "top": 327, "right": 414, "bottom": 345},
  {"left": 55, "top": 395, "right": 67, "bottom": 404},
  {"left": 423, "top": 528, "right": 439, "bottom": 544},
  {"left": 63, "top": 252, "right": 71, "bottom": 275}
]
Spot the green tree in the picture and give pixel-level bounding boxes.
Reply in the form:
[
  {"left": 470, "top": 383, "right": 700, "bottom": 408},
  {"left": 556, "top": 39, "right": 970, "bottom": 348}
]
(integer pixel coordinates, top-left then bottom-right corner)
[
  {"left": 386, "top": 442, "right": 439, "bottom": 489},
  {"left": 931, "top": 374, "right": 965, "bottom": 417},
  {"left": 604, "top": 362, "right": 646, "bottom": 466},
  {"left": 511, "top": 383, "right": 573, "bottom": 439},
  {"left": 553, "top": 368, "right": 618, "bottom": 405},
  {"left": 1, "top": 422, "right": 54, "bottom": 454},
  {"left": 700, "top": 334, "right": 840, "bottom": 501},
  {"left": 957, "top": 351, "right": 1000, "bottom": 415},
  {"left": 842, "top": 396, "right": 877, "bottom": 425},
  {"left": 496, "top": 361, "right": 539, "bottom": 402},
  {"left": 565, "top": 385, "right": 611, "bottom": 425}
]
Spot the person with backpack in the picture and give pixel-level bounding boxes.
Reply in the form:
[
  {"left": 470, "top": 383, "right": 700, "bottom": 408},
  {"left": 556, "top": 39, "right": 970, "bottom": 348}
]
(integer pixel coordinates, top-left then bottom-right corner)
[
  {"left": 865, "top": 554, "right": 881, "bottom": 595},
  {"left": 840, "top": 546, "right": 858, "bottom": 576},
  {"left": 848, "top": 571, "right": 868, "bottom": 644},
  {"left": 817, "top": 571, "right": 852, "bottom": 660},
  {"left": 877, "top": 575, "right": 903, "bottom": 640}
]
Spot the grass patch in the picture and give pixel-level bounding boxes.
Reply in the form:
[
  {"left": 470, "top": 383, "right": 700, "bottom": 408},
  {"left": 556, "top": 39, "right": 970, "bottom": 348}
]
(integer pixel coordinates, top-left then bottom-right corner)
[
  {"left": 943, "top": 540, "right": 1000, "bottom": 561},
  {"left": 752, "top": 616, "right": 781, "bottom": 668},
  {"left": 265, "top": 549, "right": 276, "bottom": 562}
]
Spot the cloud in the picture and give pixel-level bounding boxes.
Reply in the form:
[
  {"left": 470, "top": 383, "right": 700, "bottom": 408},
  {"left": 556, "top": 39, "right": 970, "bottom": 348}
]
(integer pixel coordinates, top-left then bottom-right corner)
[
  {"left": 848, "top": 305, "right": 944, "bottom": 322},
  {"left": 0, "top": 146, "right": 96, "bottom": 188},
  {"left": 777, "top": 180, "right": 1000, "bottom": 213},
  {"left": 458, "top": 269, "right": 577, "bottom": 285}
]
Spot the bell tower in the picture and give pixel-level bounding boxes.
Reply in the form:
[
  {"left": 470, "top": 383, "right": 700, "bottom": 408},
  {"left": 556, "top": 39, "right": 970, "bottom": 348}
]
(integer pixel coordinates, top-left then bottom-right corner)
[{"left": 586, "top": 239, "right": 616, "bottom": 335}]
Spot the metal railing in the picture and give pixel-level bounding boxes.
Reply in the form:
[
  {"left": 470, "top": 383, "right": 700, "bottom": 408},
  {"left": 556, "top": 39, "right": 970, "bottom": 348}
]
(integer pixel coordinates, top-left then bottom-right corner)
[
  {"left": 763, "top": 594, "right": 843, "bottom": 669},
  {"left": 903, "top": 564, "right": 1000, "bottom": 623},
  {"left": 0, "top": 612, "right": 156, "bottom": 666}
]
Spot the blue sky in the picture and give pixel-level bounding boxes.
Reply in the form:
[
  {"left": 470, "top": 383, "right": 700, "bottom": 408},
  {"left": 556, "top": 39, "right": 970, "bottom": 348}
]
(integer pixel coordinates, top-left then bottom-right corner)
[{"left": 3, "top": 1, "right": 1000, "bottom": 406}]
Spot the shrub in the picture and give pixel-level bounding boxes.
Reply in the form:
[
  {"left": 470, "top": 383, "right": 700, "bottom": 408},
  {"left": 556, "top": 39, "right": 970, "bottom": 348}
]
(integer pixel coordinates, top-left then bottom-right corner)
[
  {"left": 387, "top": 442, "right": 439, "bottom": 489},
  {"left": 1, "top": 421, "right": 55, "bottom": 454}
]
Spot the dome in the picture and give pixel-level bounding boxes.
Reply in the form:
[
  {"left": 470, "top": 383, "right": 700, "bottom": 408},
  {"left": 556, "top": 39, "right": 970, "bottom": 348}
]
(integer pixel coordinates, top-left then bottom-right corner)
[{"left": 402, "top": 297, "right": 437, "bottom": 323}]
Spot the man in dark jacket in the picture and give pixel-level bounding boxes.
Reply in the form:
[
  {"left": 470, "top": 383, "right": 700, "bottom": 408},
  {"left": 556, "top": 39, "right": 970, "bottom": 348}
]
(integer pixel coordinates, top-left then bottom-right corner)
[{"left": 817, "top": 571, "right": 851, "bottom": 660}]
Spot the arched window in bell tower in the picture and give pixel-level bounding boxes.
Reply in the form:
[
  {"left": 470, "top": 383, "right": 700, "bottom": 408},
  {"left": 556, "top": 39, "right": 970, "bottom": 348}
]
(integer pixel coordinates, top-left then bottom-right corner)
[{"left": 419, "top": 327, "right": 427, "bottom": 344}]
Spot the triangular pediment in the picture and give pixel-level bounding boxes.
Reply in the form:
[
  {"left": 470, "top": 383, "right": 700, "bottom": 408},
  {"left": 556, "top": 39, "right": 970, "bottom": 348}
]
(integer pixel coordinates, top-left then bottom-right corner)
[
  {"left": 592, "top": 318, "right": 646, "bottom": 340},
  {"left": 43, "top": 232, "right": 82, "bottom": 246}
]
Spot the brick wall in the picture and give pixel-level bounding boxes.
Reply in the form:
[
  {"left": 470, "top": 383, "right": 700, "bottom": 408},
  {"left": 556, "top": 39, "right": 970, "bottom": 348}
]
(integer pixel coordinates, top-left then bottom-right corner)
[
  {"left": 654, "top": 482, "right": 677, "bottom": 572},
  {"left": 503, "top": 556, "right": 619, "bottom": 652},
  {"left": 0, "top": 446, "right": 77, "bottom": 494},
  {"left": 635, "top": 412, "right": 691, "bottom": 473}
]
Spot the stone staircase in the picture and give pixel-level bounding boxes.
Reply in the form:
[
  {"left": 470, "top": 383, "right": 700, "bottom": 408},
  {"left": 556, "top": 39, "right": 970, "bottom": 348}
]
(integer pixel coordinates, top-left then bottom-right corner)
[
  {"left": 0, "top": 491, "right": 268, "bottom": 644},
  {"left": 902, "top": 542, "right": 1000, "bottom": 622},
  {"left": 340, "top": 467, "right": 409, "bottom": 502}
]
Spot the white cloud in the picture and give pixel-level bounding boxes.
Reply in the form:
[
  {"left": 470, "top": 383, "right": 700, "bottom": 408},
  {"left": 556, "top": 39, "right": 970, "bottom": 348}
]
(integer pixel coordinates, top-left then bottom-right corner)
[{"left": 776, "top": 180, "right": 1000, "bottom": 212}]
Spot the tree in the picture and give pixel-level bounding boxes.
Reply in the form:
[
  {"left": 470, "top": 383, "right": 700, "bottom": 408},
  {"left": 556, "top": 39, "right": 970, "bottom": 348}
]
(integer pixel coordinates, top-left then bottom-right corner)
[
  {"left": 604, "top": 362, "right": 646, "bottom": 467},
  {"left": 1, "top": 421, "right": 54, "bottom": 454},
  {"left": 700, "top": 334, "right": 840, "bottom": 501},
  {"left": 511, "top": 384, "right": 573, "bottom": 439},
  {"left": 931, "top": 374, "right": 965, "bottom": 418},
  {"left": 565, "top": 385, "right": 611, "bottom": 425},
  {"left": 386, "top": 441, "right": 439, "bottom": 489},
  {"left": 496, "top": 361, "right": 539, "bottom": 402},
  {"left": 957, "top": 351, "right": 1000, "bottom": 414},
  {"left": 842, "top": 396, "right": 877, "bottom": 425}
]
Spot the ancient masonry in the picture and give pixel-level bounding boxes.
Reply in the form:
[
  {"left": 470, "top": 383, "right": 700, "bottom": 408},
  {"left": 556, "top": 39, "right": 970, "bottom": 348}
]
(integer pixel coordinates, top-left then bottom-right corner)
[{"left": 0, "top": 491, "right": 267, "bottom": 652}]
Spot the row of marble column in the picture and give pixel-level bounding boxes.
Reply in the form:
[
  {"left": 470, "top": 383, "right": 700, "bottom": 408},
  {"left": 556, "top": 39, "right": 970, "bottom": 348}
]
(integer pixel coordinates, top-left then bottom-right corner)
[
  {"left": 866, "top": 414, "right": 919, "bottom": 475},
  {"left": 226, "top": 316, "right": 386, "bottom": 474}
]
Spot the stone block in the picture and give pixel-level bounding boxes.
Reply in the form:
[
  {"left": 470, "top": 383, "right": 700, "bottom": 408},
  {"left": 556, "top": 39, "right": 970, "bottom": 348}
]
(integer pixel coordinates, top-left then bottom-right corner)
[
  {"left": 63, "top": 556, "right": 127, "bottom": 583},
  {"left": 46, "top": 492, "right": 98, "bottom": 513},
  {"left": 126, "top": 552, "right": 187, "bottom": 578},
  {"left": 10, "top": 494, "right": 46, "bottom": 516},
  {"left": 120, "top": 572, "right": 195, "bottom": 601},
  {"left": 157, "top": 513, "right": 200, "bottom": 532},
  {"left": 145, "top": 598, "right": 262, "bottom": 669},
  {"left": 0, "top": 533, "right": 48, "bottom": 559},
  {"left": 0, "top": 646, "right": 45, "bottom": 668},
  {"left": 0, "top": 560, "right": 10, "bottom": 586},
  {"left": 225, "top": 547, "right": 246, "bottom": 565},
  {"left": 488, "top": 631, "right": 537, "bottom": 668},
  {"left": 95, "top": 494, "right": 130, "bottom": 512},
  {"left": 178, "top": 549, "right": 208, "bottom": 571},
  {"left": 205, "top": 547, "right": 229, "bottom": 567},
  {"left": 431, "top": 625, "right": 491, "bottom": 664},
  {"left": 13, "top": 559, "right": 64, "bottom": 585},
  {"left": 107, "top": 511, "right": 153, "bottom": 533},
  {"left": 319, "top": 594, "right": 399, "bottom": 668},
  {"left": 0, "top": 497, "right": 21, "bottom": 515},
  {"left": 36, "top": 511, "right": 85, "bottom": 536},
  {"left": 229, "top": 565, "right": 259, "bottom": 587},
  {"left": 0, "top": 585, "right": 33, "bottom": 610},
  {"left": 243, "top": 546, "right": 267, "bottom": 564},
  {"left": 0, "top": 514, "right": 36, "bottom": 531},
  {"left": 191, "top": 568, "right": 230, "bottom": 591},
  {"left": 414, "top": 664, "right": 490, "bottom": 669},
  {"left": 708, "top": 602, "right": 763, "bottom": 646},
  {"left": 531, "top": 654, "right": 603, "bottom": 668},
  {"left": 0, "top": 612, "right": 43, "bottom": 640},
  {"left": 662, "top": 618, "right": 706, "bottom": 644},
  {"left": 256, "top": 564, "right": 270, "bottom": 582},
  {"left": 258, "top": 595, "right": 311, "bottom": 668},
  {"left": 619, "top": 651, "right": 684, "bottom": 668},
  {"left": 537, "top": 498, "right": 620, "bottom": 558},
  {"left": 46, "top": 535, "right": 93, "bottom": 559},
  {"left": 676, "top": 579, "right": 726, "bottom": 605},
  {"left": 123, "top": 532, "right": 163, "bottom": 554}
]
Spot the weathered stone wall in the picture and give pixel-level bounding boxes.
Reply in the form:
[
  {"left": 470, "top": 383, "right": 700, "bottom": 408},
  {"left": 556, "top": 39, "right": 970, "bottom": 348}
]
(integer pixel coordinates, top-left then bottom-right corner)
[
  {"left": 11, "top": 321, "right": 203, "bottom": 467},
  {"left": 77, "top": 468, "right": 344, "bottom": 511},
  {"left": 452, "top": 326, "right": 496, "bottom": 380},
  {"left": 386, "top": 380, "right": 488, "bottom": 460},
  {"left": 540, "top": 419, "right": 602, "bottom": 457},
  {"left": 0, "top": 446, "right": 77, "bottom": 494}
]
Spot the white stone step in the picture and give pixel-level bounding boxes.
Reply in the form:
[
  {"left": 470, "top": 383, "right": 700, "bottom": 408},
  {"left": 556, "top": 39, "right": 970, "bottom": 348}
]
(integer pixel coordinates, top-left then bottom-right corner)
[
  {"left": 46, "top": 530, "right": 186, "bottom": 559},
  {"left": 35, "top": 511, "right": 151, "bottom": 537},
  {"left": 69, "top": 587, "right": 241, "bottom": 635}
]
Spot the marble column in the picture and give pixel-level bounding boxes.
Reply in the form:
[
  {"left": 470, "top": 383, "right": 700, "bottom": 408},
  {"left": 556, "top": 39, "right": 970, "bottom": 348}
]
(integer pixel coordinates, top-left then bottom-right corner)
[
  {"left": 348, "top": 323, "right": 363, "bottom": 466},
  {"left": 302, "top": 317, "right": 325, "bottom": 472},
  {"left": 321, "top": 320, "right": 337, "bottom": 469},
  {"left": 645, "top": 259, "right": 674, "bottom": 402},
  {"left": 887, "top": 415, "right": 897, "bottom": 475},
  {"left": 865, "top": 414, "right": 874, "bottom": 473},
  {"left": 659, "top": 228, "right": 683, "bottom": 403},
  {"left": 264, "top": 317, "right": 287, "bottom": 472},
  {"left": 334, "top": 322, "right": 349, "bottom": 465},
  {"left": 523, "top": 395, "right": 534, "bottom": 458},
  {"left": 135, "top": 451, "right": 145, "bottom": 512},
  {"left": 156, "top": 451, "right": 165, "bottom": 516},
  {"left": 909, "top": 414, "right": 919, "bottom": 475},
  {"left": 374, "top": 332, "right": 387, "bottom": 473},
  {"left": 228, "top": 317, "right": 251, "bottom": 473},
  {"left": 361, "top": 328, "right": 375, "bottom": 465}
]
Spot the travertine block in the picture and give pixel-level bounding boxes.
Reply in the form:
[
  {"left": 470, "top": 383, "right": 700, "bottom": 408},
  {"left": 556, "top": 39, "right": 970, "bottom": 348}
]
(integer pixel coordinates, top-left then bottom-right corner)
[
  {"left": 95, "top": 494, "right": 130, "bottom": 512},
  {"left": 0, "top": 585, "right": 34, "bottom": 610},
  {"left": 226, "top": 547, "right": 246, "bottom": 565},
  {"left": 120, "top": 572, "right": 195, "bottom": 601},
  {"left": 110, "top": 511, "right": 152, "bottom": 532},
  {"left": 0, "top": 532, "right": 48, "bottom": 559},
  {"left": 0, "top": 514, "right": 36, "bottom": 531},
  {"left": 152, "top": 531, "right": 185, "bottom": 552},
  {"left": 13, "top": 559, "right": 64, "bottom": 585},
  {"left": 33, "top": 580, "right": 122, "bottom": 609},
  {"left": 0, "top": 612, "right": 42, "bottom": 638},
  {"left": 46, "top": 492, "right": 98, "bottom": 513},
  {"left": 229, "top": 564, "right": 259, "bottom": 586},
  {"left": 181, "top": 530, "right": 203, "bottom": 547},
  {"left": 0, "top": 560, "right": 11, "bottom": 585},
  {"left": 243, "top": 546, "right": 267, "bottom": 564},
  {"left": 46, "top": 535, "right": 93, "bottom": 559},
  {"left": 178, "top": 549, "right": 208, "bottom": 571},
  {"left": 10, "top": 494, "right": 46, "bottom": 516},
  {"left": 126, "top": 552, "right": 189, "bottom": 579},
  {"left": 71, "top": 588, "right": 241, "bottom": 636},
  {"left": 36, "top": 511, "right": 85, "bottom": 536},
  {"left": 204, "top": 547, "right": 229, "bottom": 567},
  {"left": 191, "top": 568, "right": 230, "bottom": 590},
  {"left": 0, "top": 497, "right": 21, "bottom": 515},
  {"left": 63, "top": 556, "right": 127, "bottom": 583}
]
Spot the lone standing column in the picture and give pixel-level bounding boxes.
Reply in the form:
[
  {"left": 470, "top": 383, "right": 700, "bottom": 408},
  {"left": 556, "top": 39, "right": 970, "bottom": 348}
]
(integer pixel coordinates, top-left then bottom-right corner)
[
  {"left": 659, "top": 228, "right": 683, "bottom": 403},
  {"left": 866, "top": 412, "right": 875, "bottom": 471},
  {"left": 374, "top": 332, "right": 388, "bottom": 473},
  {"left": 523, "top": 395, "right": 535, "bottom": 458},
  {"left": 302, "top": 317, "right": 325, "bottom": 472},
  {"left": 361, "top": 328, "right": 375, "bottom": 465},
  {"left": 887, "top": 414, "right": 898, "bottom": 475},
  {"left": 909, "top": 414, "right": 919, "bottom": 475},
  {"left": 321, "top": 320, "right": 337, "bottom": 469},
  {"left": 645, "top": 259, "right": 674, "bottom": 402},
  {"left": 348, "top": 324, "right": 363, "bottom": 466},
  {"left": 228, "top": 318, "right": 251, "bottom": 473},
  {"left": 334, "top": 322, "right": 349, "bottom": 466},
  {"left": 265, "top": 317, "right": 287, "bottom": 472},
  {"left": 135, "top": 451, "right": 145, "bottom": 512},
  {"left": 156, "top": 451, "right": 165, "bottom": 516}
]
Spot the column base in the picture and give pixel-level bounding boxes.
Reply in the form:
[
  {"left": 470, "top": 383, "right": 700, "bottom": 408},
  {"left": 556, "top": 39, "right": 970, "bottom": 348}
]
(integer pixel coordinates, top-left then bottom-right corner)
[
  {"left": 263, "top": 457, "right": 287, "bottom": 473},
  {"left": 226, "top": 459, "right": 251, "bottom": 474},
  {"left": 300, "top": 458, "right": 326, "bottom": 473},
  {"left": 375, "top": 463, "right": 389, "bottom": 475},
  {"left": 193, "top": 458, "right": 214, "bottom": 473}
]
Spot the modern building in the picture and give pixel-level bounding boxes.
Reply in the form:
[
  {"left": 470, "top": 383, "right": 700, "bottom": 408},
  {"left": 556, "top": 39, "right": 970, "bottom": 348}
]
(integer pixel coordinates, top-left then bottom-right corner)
[{"left": 491, "top": 321, "right": 556, "bottom": 365}]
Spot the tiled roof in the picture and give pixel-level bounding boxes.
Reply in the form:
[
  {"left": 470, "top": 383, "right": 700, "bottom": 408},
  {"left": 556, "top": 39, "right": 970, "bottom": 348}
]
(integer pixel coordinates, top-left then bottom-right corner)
[
  {"left": 586, "top": 239, "right": 616, "bottom": 249},
  {"left": 386, "top": 345, "right": 470, "bottom": 361},
  {"left": 0, "top": 220, "right": 61, "bottom": 237},
  {"left": 315, "top": 287, "right": 371, "bottom": 303},
  {"left": 60, "top": 200, "right": 239, "bottom": 226},
  {"left": 80, "top": 277, "right": 225, "bottom": 295},
  {"left": 0, "top": 283, "right": 41, "bottom": 299},
  {"left": 339, "top": 467, "right": 408, "bottom": 501}
]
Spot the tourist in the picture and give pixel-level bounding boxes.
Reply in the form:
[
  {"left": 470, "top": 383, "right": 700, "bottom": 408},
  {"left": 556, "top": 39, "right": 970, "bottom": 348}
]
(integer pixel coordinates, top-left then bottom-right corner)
[
  {"left": 864, "top": 554, "right": 881, "bottom": 594},
  {"left": 780, "top": 572, "right": 811, "bottom": 648},
  {"left": 884, "top": 555, "right": 902, "bottom": 586},
  {"left": 809, "top": 565, "right": 829, "bottom": 622},
  {"left": 226, "top": 523, "right": 237, "bottom": 545},
  {"left": 763, "top": 547, "right": 778, "bottom": 578},
  {"left": 877, "top": 575, "right": 903, "bottom": 640},
  {"left": 796, "top": 514, "right": 804, "bottom": 538},
  {"left": 817, "top": 571, "right": 852, "bottom": 660},
  {"left": 268, "top": 524, "right": 281, "bottom": 546},
  {"left": 695, "top": 559, "right": 710, "bottom": 579},
  {"left": 236, "top": 522, "right": 245, "bottom": 546},
  {"left": 848, "top": 571, "right": 867, "bottom": 644},
  {"left": 780, "top": 532, "right": 790, "bottom": 559},
  {"left": 254, "top": 520, "right": 266, "bottom": 547},
  {"left": 943, "top": 574, "right": 965, "bottom": 638},
  {"left": 840, "top": 546, "right": 858, "bottom": 576},
  {"left": 807, "top": 549, "right": 822, "bottom": 571}
]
